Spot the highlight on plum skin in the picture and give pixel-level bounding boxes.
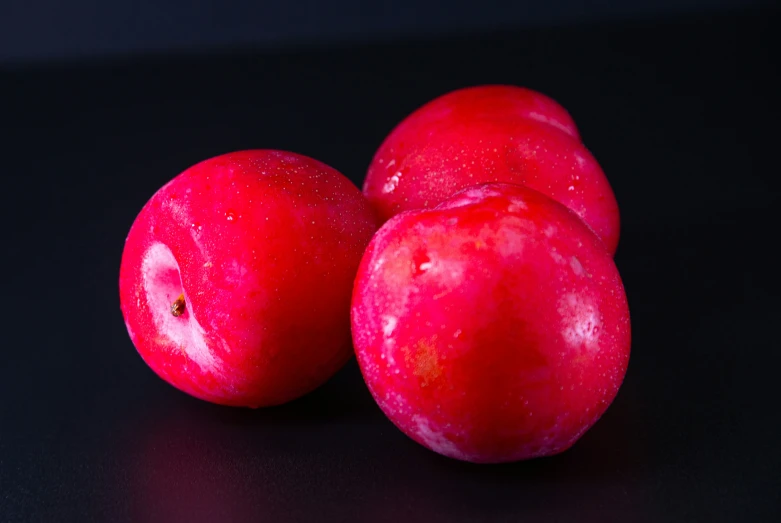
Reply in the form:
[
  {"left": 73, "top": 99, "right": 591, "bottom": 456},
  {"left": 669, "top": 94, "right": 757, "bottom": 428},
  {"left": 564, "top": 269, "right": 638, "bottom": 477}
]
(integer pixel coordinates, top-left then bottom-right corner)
[
  {"left": 362, "top": 84, "right": 621, "bottom": 255},
  {"left": 351, "top": 183, "right": 631, "bottom": 463},
  {"left": 119, "top": 149, "right": 378, "bottom": 408}
]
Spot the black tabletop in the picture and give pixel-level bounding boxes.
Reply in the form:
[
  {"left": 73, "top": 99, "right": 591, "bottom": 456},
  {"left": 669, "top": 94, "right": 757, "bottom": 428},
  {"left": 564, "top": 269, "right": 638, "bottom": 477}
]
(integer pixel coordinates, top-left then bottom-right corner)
[{"left": 1, "top": 8, "right": 779, "bottom": 522}]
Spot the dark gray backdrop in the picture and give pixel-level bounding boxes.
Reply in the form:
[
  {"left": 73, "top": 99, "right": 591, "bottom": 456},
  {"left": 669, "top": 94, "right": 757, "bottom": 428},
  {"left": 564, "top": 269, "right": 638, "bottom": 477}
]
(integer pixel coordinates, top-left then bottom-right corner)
[{"left": 0, "top": 0, "right": 771, "bottom": 64}]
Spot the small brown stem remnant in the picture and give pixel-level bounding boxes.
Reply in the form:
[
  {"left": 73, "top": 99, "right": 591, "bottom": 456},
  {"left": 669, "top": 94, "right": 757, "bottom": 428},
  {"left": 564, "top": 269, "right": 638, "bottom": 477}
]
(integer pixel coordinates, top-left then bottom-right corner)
[{"left": 171, "top": 294, "right": 186, "bottom": 317}]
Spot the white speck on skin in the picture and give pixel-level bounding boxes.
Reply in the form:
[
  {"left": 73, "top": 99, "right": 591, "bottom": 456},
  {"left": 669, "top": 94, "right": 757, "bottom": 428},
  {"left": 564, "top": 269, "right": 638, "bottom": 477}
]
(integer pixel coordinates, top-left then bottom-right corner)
[
  {"left": 189, "top": 227, "right": 208, "bottom": 259},
  {"left": 550, "top": 249, "right": 565, "bottom": 264},
  {"left": 570, "top": 256, "right": 585, "bottom": 276},
  {"left": 383, "top": 171, "right": 403, "bottom": 194},
  {"left": 381, "top": 315, "right": 398, "bottom": 365},
  {"left": 573, "top": 149, "right": 589, "bottom": 170},
  {"left": 382, "top": 315, "right": 397, "bottom": 338},
  {"left": 124, "top": 320, "right": 136, "bottom": 342},
  {"left": 507, "top": 200, "right": 528, "bottom": 212}
]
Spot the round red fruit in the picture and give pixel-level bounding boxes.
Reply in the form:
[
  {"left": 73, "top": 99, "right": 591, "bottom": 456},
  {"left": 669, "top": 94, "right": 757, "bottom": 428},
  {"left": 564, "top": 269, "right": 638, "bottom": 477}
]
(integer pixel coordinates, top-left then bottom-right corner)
[
  {"left": 120, "top": 150, "right": 377, "bottom": 407},
  {"left": 351, "top": 183, "right": 630, "bottom": 463},
  {"left": 363, "top": 85, "right": 620, "bottom": 254}
]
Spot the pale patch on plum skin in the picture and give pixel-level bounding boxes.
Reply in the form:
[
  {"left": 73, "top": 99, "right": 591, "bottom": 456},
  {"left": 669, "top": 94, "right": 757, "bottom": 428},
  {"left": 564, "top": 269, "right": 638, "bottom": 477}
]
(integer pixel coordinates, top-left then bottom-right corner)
[
  {"left": 411, "top": 415, "right": 470, "bottom": 461},
  {"left": 123, "top": 319, "right": 137, "bottom": 344},
  {"left": 381, "top": 315, "right": 398, "bottom": 366},
  {"left": 558, "top": 292, "right": 602, "bottom": 354},
  {"left": 570, "top": 255, "right": 586, "bottom": 276},
  {"left": 141, "top": 242, "right": 222, "bottom": 373}
]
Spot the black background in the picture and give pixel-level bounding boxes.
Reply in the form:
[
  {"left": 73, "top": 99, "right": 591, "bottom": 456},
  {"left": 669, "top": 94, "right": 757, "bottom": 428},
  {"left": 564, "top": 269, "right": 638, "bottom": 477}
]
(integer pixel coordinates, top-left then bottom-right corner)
[{"left": 1, "top": 6, "right": 780, "bottom": 522}]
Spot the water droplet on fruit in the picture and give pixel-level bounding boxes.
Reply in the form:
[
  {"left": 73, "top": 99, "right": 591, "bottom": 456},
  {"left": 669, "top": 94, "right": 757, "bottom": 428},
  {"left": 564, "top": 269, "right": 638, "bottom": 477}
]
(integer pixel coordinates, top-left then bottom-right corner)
[
  {"left": 413, "top": 251, "right": 431, "bottom": 275},
  {"left": 225, "top": 211, "right": 235, "bottom": 221},
  {"left": 568, "top": 185, "right": 575, "bottom": 191},
  {"left": 383, "top": 171, "right": 403, "bottom": 194}
]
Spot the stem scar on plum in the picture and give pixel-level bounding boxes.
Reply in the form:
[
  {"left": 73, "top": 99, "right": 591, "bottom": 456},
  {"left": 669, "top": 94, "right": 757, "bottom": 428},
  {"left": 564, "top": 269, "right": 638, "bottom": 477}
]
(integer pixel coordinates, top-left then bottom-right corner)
[{"left": 171, "top": 294, "right": 186, "bottom": 317}]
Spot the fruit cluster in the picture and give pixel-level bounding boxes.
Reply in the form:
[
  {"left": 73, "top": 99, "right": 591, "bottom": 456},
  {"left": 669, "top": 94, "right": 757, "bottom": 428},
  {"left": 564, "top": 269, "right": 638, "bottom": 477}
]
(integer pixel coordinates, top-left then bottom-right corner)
[{"left": 120, "top": 85, "right": 630, "bottom": 463}]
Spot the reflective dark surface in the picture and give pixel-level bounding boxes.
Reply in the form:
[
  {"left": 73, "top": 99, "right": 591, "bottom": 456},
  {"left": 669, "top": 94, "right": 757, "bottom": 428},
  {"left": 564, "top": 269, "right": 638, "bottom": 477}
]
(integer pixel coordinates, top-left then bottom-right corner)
[{"left": 1, "top": 9, "right": 779, "bottom": 522}]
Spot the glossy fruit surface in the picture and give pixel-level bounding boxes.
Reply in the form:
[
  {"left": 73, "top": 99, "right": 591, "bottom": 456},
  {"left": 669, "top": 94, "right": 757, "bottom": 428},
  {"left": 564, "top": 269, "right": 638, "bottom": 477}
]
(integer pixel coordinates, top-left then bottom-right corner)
[
  {"left": 351, "top": 183, "right": 630, "bottom": 462},
  {"left": 120, "top": 150, "right": 377, "bottom": 407},
  {"left": 363, "top": 85, "right": 620, "bottom": 254}
]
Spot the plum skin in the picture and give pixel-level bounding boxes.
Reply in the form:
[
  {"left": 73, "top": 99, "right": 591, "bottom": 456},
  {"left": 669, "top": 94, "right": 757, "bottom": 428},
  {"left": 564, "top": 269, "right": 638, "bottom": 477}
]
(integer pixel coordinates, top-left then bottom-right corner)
[
  {"left": 119, "top": 150, "right": 378, "bottom": 407},
  {"left": 351, "top": 183, "right": 630, "bottom": 463},
  {"left": 363, "top": 84, "right": 621, "bottom": 255}
]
